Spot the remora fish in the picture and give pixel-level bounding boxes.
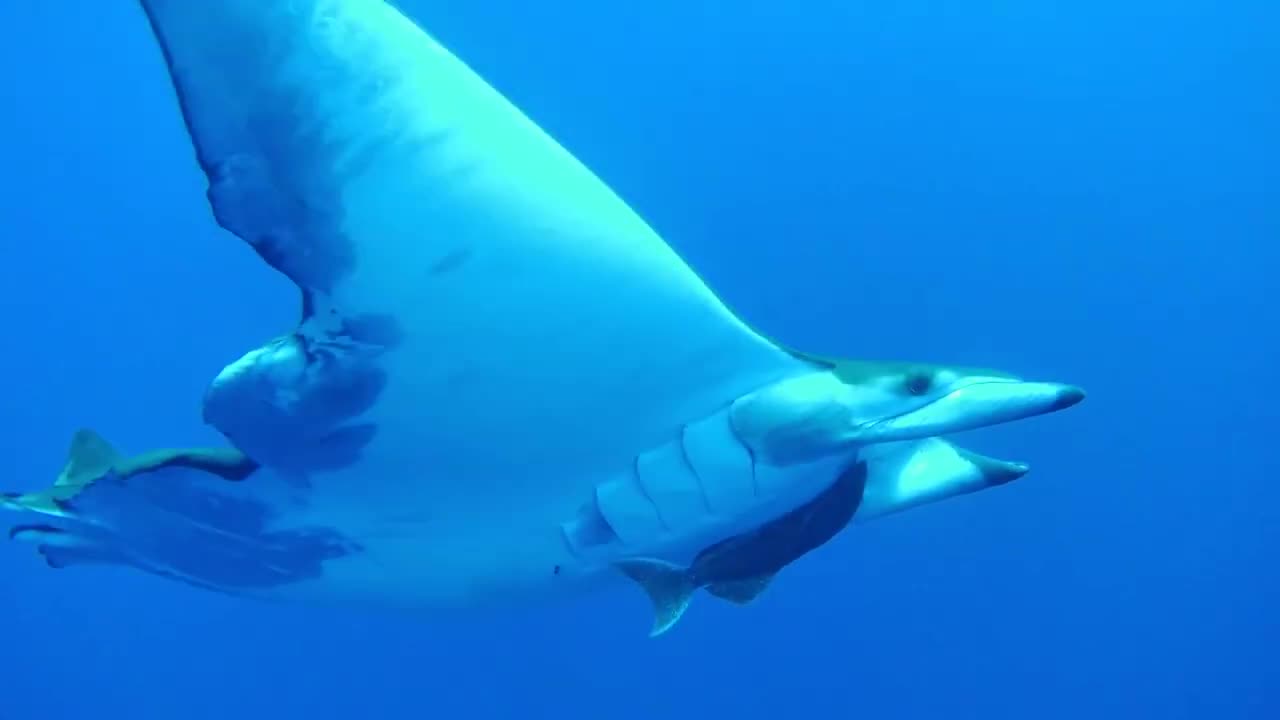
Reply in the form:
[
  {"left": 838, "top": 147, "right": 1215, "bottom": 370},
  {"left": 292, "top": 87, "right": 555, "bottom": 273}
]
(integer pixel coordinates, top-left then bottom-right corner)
[{"left": 616, "top": 438, "right": 1030, "bottom": 636}]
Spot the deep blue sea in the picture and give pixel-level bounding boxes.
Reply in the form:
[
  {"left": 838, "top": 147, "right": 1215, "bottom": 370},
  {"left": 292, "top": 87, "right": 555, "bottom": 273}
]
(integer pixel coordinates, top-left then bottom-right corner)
[{"left": 1, "top": 2, "right": 1275, "bottom": 718}]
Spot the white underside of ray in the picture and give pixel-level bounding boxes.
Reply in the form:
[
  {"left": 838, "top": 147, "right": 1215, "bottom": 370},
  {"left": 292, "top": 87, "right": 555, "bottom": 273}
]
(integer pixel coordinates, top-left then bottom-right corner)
[{"left": 139, "top": 0, "right": 812, "bottom": 608}]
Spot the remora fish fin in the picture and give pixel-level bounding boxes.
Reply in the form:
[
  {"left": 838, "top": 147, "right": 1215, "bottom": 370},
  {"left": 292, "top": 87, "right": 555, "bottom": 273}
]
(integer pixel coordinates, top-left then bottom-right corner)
[
  {"left": 59, "top": 428, "right": 123, "bottom": 490},
  {"left": 614, "top": 558, "right": 699, "bottom": 637},
  {"left": 706, "top": 573, "right": 777, "bottom": 605},
  {"left": 0, "top": 428, "right": 124, "bottom": 515}
]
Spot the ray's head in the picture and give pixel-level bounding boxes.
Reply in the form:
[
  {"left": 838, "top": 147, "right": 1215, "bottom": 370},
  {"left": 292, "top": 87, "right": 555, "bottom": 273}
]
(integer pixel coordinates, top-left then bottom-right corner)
[{"left": 826, "top": 358, "right": 1085, "bottom": 444}]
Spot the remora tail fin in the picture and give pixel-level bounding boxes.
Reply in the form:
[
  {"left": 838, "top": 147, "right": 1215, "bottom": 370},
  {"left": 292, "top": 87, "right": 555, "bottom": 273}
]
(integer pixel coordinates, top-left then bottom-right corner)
[
  {"left": 60, "top": 428, "right": 123, "bottom": 487},
  {"left": 1, "top": 428, "right": 124, "bottom": 515},
  {"left": 614, "top": 558, "right": 699, "bottom": 637}
]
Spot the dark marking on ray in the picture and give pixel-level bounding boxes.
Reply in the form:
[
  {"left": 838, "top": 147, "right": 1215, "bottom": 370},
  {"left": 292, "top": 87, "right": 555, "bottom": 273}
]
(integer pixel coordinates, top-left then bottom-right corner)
[
  {"left": 303, "top": 423, "right": 379, "bottom": 472},
  {"left": 293, "top": 355, "right": 387, "bottom": 427},
  {"left": 429, "top": 246, "right": 473, "bottom": 276},
  {"left": 208, "top": 153, "right": 355, "bottom": 294},
  {"left": 745, "top": 444, "right": 761, "bottom": 499},
  {"left": 677, "top": 425, "right": 714, "bottom": 513},
  {"left": 337, "top": 313, "right": 404, "bottom": 349},
  {"left": 300, "top": 287, "right": 319, "bottom": 324},
  {"left": 631, "top": 454, "right": 671, "bottom": 532},
  {"left": 43, "top": 550, "right": 75, "bottom": 569},
  {"left": 141, "top": 6, "right": 358, "bottom": 296},
  {"left": 203, "top": 333, "right": 389, "bottom": 474},
  {"left": 142, "top": 4, "right": 421, "bottom": 476}
]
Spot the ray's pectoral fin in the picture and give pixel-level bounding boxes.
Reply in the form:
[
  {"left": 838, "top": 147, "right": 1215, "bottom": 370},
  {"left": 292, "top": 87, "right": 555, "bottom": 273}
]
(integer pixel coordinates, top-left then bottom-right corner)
[{"left": 614, "top": 558, "right": 699, "bottom": 638}]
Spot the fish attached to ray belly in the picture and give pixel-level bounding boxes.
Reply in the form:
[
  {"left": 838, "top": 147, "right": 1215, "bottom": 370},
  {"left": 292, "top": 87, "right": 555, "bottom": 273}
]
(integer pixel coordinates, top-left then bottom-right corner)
[
  {"left": 614, "top": 458, "right": 870, "bottom": 637},
  {"left": 2, "top": 428, "right": 358, "bottom": 592},
  {"left": 614, "top": 436, "right": 1035, "bottom": 637},
  {"left": 1, "top": 427, "right": 258, "bottom": 514}
]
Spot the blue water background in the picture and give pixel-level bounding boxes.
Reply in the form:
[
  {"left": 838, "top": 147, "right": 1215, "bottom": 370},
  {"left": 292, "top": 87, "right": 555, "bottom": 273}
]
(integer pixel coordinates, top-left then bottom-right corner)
[{"left": 0, "top": 1, "right": 1275, "bottom": 718}]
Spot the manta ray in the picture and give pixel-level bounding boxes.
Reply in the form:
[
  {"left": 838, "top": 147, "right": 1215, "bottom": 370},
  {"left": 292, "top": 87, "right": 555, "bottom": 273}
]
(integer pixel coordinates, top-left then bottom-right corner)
[{"left": 3, "top": 0, "right": 1084, "bottom": 628}]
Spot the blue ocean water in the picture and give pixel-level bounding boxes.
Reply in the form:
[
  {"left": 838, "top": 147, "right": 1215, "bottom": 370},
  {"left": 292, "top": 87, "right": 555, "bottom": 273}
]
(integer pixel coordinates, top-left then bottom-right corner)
[{"left": 0, "top": 1, "right": 1274, "bottom": 718}]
